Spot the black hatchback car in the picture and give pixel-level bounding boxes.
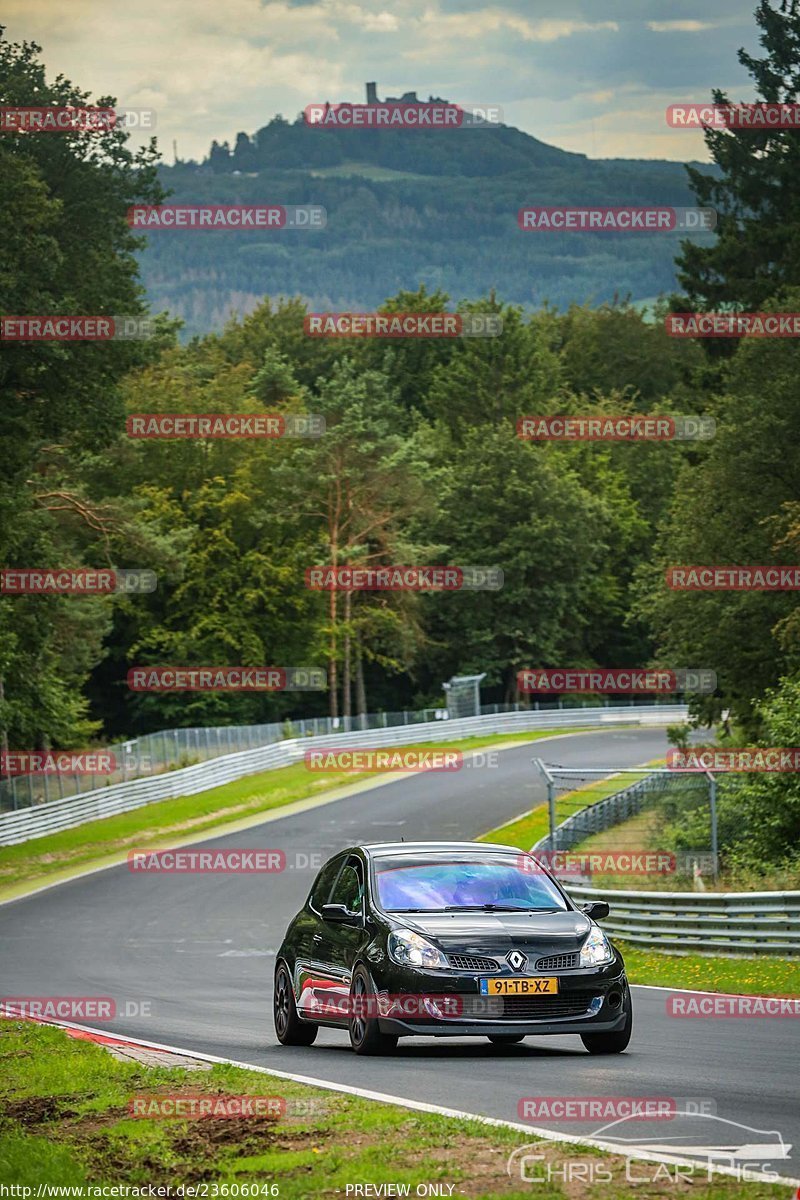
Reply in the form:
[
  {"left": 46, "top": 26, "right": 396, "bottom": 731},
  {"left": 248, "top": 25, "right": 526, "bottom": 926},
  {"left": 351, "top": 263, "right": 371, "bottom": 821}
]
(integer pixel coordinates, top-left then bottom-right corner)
[{"left": 274, "top": 841, "right": 632, "bottom": 1055}]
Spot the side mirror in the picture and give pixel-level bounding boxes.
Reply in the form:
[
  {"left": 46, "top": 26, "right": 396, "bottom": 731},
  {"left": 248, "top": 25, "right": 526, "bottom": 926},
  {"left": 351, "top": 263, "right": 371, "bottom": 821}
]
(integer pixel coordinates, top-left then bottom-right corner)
[
  {"left": 321, "top": 903, "right": 360, "bottom": 924},
  {"left": 582, "top": 901, "right": 610, "bottom": 921}
]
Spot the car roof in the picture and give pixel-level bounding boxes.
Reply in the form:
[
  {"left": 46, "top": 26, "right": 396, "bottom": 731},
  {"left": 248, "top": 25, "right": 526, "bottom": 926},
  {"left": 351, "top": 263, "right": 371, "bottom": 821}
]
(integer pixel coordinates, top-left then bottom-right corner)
[{"left": 360, "top": 841, "right": 525, "bottom": 858}]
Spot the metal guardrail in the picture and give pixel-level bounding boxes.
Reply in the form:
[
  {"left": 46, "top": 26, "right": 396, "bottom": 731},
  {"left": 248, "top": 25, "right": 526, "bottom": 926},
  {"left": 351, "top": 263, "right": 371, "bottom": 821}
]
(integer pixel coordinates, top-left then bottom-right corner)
[
  {"left": 0, "top": 710, "right": 450, "bottom": 811},
  {"left": 0, "top": 704, "right": 685, "bottom": 846},
  {"left": 1, "top": 696, "right": 680, "bottom": 812},
  {"left": 568, "top": 884, "right": 800, "bottom": 956},
  {"left": 531, "top": 771, "right": 800, "bottom": 955}
]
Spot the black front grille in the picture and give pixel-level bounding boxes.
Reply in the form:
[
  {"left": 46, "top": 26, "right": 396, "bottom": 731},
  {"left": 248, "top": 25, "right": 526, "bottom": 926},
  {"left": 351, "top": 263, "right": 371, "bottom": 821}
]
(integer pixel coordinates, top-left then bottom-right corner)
[
  {"left": 535, "top": 953, "right": 579, "bottom": 971},
  {"left": 501, "top": 993, "right": 596, "bottom": 1020},
  {"left": 447, "top": 953, "right": 499, "bottom": 971}
]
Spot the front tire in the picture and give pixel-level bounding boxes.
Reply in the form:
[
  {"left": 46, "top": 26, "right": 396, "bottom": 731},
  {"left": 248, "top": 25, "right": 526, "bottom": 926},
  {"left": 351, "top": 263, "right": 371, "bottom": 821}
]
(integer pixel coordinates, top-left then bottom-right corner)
[
  {"left": 580, "top": 989, "right": 632, "bottom": 1055},
  {"left": 274, "top": 962, "right": 318, "bottom": 1046},
  {"left": 348, "top": 966, "right": 398, "bottom": 1056}
]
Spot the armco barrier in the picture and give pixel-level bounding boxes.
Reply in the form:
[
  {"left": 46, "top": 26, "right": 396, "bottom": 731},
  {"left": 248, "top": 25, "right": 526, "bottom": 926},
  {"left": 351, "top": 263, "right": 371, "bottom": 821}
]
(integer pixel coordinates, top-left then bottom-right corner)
[
  {"left": 0, "top": 704, "right": 685, "bottom": 846},
  {"left": 0, "top": 697, "right": 681, "bottom": 811},
  {"left": 568, "top": 883, "right": 800, "bottom": 956}
]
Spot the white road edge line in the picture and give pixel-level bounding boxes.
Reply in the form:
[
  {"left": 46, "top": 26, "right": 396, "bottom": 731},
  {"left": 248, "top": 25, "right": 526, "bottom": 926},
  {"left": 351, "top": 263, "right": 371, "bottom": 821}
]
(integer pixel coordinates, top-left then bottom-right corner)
[
  {"left": 632, "top": 983, "right": 775, "bottom": 995},
  {"left": 4, "top": 1011, "right": 798, "bottom": 1188}
]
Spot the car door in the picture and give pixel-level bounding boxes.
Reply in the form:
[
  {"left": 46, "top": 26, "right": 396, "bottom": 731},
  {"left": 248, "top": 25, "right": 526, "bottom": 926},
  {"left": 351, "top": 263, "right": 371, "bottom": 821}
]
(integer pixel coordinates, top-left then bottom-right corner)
[
  {"left": 315, "top": 855, "right": 370, "bottom": 1016},
  {"left": 294, "top": 854, "right": 345, "bottom": 1018}
]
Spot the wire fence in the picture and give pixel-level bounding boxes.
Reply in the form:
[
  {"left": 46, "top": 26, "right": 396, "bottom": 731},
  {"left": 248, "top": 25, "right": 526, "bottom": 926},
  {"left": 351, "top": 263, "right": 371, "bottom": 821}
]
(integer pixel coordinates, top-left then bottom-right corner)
[
  {"left": 532, "top": 764, "right": 743, "bottom": 889},
  {"left": 0, "top": 695, "right": 683, "bottom": 813}
]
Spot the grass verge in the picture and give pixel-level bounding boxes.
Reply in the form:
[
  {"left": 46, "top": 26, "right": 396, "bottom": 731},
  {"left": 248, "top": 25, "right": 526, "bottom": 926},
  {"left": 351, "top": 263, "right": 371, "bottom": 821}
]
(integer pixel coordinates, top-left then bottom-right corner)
[
  {"left": 616, "top": 942, "right": 800, "bottom": 995},
  {"left": 0, "top": 730, "right": 588, "bottom": 899},
  {"left": 0, "top": 1019, "right": 789, "bottom": 1198}
]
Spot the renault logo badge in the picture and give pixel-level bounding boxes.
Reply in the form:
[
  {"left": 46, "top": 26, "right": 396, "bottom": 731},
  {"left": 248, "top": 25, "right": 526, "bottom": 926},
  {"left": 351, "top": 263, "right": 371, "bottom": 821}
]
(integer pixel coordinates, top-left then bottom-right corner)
[{"left": 507, "top": 950, "right": 527, "bottom": 972}]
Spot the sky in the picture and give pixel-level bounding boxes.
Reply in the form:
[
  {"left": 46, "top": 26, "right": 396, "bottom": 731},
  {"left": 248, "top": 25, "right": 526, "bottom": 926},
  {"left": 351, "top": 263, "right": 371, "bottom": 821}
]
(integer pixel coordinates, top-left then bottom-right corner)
[{"left": 4, "top": 0, "right": 765, "bottom": 163}]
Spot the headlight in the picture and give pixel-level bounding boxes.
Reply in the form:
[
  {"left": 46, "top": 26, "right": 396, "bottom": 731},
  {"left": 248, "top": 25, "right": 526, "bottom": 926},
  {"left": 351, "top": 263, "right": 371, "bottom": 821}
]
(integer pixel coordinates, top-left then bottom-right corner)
[
  {"left": 579, "top": 926, "right": 614, "bottom": 967},
  {"left": 388, "top": 929, "right": 448, "bottom": 969}
]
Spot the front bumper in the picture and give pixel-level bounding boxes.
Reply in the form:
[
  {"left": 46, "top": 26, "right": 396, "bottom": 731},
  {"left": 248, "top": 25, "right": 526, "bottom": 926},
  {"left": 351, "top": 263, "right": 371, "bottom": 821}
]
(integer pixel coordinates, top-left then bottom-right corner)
[{"left": 373, "top": 959, "right": 628, "bottom": 1038}]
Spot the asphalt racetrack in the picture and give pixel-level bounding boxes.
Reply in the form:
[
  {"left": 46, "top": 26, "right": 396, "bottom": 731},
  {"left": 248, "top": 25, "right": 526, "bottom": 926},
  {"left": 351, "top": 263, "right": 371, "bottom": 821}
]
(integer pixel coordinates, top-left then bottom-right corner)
[{"left": 1, "top": 727, "right": 796, "bottom": 1176}]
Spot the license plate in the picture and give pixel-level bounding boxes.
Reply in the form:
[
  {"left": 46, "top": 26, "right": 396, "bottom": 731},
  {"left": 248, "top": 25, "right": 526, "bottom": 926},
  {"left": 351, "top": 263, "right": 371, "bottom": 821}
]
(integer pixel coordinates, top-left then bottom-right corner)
[{"left": 479, "top": 977, "right": 559, "bottom": 996}]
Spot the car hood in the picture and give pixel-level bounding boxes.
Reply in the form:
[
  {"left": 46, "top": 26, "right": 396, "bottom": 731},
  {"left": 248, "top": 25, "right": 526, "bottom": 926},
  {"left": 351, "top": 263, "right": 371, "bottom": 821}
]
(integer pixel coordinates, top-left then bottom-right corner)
[{"left": 395, "top": 909, "right": 592, "bottom": 955}]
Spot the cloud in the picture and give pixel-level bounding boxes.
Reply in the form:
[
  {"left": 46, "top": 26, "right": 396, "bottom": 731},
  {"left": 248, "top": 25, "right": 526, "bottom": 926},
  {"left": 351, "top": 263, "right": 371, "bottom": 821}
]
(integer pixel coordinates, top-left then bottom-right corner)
[
  {"left": 331, "top": 3, "right": 400, "bottom": 32},
  {"left": 585, "top": 90, "right": 619, "bottom": 104},
  {"left": 417, "top": 10, "right": 618, "bottom": 42},
  {"left": 647, "top": 20, "right": 716, "bottom": 33}
]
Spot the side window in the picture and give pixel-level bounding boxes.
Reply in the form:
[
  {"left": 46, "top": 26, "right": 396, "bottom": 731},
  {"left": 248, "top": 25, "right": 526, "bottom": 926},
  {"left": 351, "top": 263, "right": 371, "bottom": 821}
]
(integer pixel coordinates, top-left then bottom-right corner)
[
  {"left": 309, "top": 857, "right": 343, "bottom": 911},
  {"left": 329, "top": 860, "right": 364, "bottom": 913}
]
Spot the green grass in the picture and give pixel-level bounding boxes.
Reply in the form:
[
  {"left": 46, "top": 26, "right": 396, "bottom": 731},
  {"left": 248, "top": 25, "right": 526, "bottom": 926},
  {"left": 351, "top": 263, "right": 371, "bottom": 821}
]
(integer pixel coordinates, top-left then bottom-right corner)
[
  {"left": 0, "top": 1019, "right": 790, "bottom": 1197},
  {"left": 561, "top": 807, "right": 687, "bottom": 891},
  {"left": 0, "top": 729, "right": 591, "bottom": 897},
  {"left": 616, "top": 943, "right": 800, "bottom": 995}
]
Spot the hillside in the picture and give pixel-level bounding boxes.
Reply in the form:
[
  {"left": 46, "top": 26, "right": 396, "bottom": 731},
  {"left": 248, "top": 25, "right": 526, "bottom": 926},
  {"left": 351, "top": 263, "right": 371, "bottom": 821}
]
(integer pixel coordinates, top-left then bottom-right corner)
[{"left": 139, "top": 110, "right": 717, "bottom": 336}]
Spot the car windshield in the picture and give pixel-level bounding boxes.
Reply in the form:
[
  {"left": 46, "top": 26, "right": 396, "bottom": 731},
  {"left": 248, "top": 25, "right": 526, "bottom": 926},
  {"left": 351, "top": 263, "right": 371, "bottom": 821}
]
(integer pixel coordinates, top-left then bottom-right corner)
[{"left": 373, "top": 854, "right": 568, "bottom": 913}]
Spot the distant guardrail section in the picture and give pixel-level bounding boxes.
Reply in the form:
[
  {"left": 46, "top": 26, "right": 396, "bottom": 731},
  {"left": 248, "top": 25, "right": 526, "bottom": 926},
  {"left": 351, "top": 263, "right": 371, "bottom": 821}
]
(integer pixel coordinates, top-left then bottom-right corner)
[
  {"left": 569, "top": 883, "right": 800, "bottom": 956},
  {"left": 0, "top": 703, "right": 684, "bottom": 845},
  {"left": 1, "top": 696, "right": 685, "bottom": 813}
]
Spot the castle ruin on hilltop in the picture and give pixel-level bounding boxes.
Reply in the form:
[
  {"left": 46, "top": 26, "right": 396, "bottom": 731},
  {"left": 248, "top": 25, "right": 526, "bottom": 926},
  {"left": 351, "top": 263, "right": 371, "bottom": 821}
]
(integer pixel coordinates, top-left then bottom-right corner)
[{"left": 365, "top": 82, "right": 452, "bottom": 105}]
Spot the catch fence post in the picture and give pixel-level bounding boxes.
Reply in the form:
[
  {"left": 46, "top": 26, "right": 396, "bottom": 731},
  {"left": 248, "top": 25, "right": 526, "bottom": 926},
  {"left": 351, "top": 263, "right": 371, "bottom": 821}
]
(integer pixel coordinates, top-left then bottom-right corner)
[{"left": 706, "top": 769, "right": 719, "bottom": 881}]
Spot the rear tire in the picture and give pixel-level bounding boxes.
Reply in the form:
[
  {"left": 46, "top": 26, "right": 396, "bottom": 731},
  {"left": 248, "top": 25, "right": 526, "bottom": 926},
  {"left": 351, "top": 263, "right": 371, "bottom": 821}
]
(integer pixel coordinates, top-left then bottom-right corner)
[
  {"left": 580, "top": 989, "right": 632, "bottom": 1055},
  {"left": 274, "top": 962, "right": 318, "bottom": 1046},
  {"left": 487, "top": 1034, "right": 526, "bottom": 1045},
  {"left": 349, "top": 966, "right": 399, "bottom": 1056}
]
